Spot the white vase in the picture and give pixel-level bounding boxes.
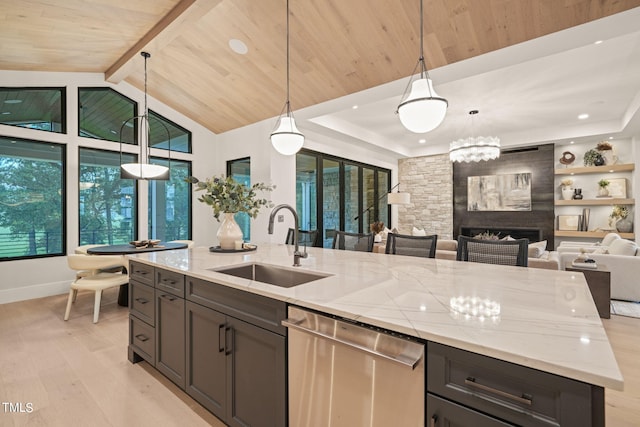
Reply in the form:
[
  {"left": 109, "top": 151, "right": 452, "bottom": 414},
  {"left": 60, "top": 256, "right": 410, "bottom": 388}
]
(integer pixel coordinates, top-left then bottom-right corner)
[
  {"left": 217, "top": 212, "right": 243, "bottom": 250},
  {"left": 561, "top": 187, "right": 574, "bottom": 200},
  {"left": 598, "top": 187, "right": 609, "bottom": 197}
]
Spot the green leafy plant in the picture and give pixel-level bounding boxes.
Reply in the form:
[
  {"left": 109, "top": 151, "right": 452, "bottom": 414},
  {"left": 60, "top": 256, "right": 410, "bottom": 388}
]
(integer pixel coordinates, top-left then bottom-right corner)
[
  {"left": 598, "top": 179, "right": 609, "bottom": 188},
  {"left": 583, "top": 149, "right": 601, "bottom": 166},
  {"left": 186, "top": 175, "right": 275, "bottom": 220}
]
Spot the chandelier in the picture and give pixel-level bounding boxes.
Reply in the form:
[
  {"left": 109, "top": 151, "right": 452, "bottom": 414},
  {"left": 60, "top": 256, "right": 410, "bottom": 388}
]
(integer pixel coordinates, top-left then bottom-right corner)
[
  {"left": 119, "top": 52, "right": 171, "bottom": 180},
  {"left": 396, "top": 0, "right": 448, "bottom": 133},
  {"left": 270, "top": 0, "right": 304, "bottom": 155},
  {"left": 449, "top": 110, "right": 500, "bottom": 163}
]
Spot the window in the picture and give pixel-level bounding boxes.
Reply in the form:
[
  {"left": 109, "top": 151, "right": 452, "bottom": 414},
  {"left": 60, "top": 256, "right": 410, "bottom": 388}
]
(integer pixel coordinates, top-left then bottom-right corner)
[
  {"left": 0, "top": 137, "right": 65, "bottom": 260},
  {"left": 79, "top": 148, "right": 137, "bottom": 244},
  {"left": 227, "top": 157, "right": 251, "bottom": 241},
  {"left": 149, "top": 158, "right": 192, "bottom": 241},
  {"left": 149, "top": 110, "right": 192, "bottom": 153},
  {"left": 296, "top": 149, "right": 391, "bottom": 248},
  {"left": 78, "top": 87, "right": 137, "bottom": 143},
  {"left": 0, "top": 87, "right": 66, "bottom": 133}
]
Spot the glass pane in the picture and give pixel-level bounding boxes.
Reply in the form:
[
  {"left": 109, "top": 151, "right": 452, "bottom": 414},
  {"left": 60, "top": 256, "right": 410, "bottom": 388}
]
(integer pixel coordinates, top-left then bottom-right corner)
[
  {"left": 363, "top": 168, "right": 375, "bottom": 230},
  {"left": 0, "top": 87, "right": 65, "bottom": 133},
  {"left": 79, "top": 148, "right": 137, "bottom": 244},
  {"left": 322, "top": 159, "right": 340, "bottom": 248},
  {"left": 79, "top": 87, "right": 137, "bottom": 143},
  {"left": 227, "top": 158, "right": 251, "bottom": 241},
  {"left": 296, "top": 153, "right": 317, "bottom": 231},
  {"left": 149, "top": 110, "right": 192, "bottom": 153},
  {"left": 344, "top": 164, "right": 359, "bottom": 233},
  {"left": 377, "top": 170, "right": 389, "bottom": 228},
  {"left": 149, "top": 158, "right": 192, "bottom": 241},
  {"left": 0, "top": 137, "right": 65, "bottom": 259}
]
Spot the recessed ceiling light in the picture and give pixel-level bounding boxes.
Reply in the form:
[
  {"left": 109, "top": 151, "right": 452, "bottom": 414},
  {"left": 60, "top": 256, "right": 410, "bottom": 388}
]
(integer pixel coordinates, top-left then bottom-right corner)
[
  {"left": 608, "top": 136, "right": 613, "bottom": 139},
  {"left": 418, "top": 139, "right": 426, "bottom": 144},
  {"left": 594, "top": 40, "right": 603, "bottom": 45},
  {"left": 229, "top": 39, "right": 248, "bottom": 55},
  {"left": 352, "top": 105, "right": 358, "bottom": 109},
  {"left": 578, "top": 113, "right": 589, "bottom": 120},
  {"left": 569, "top": 140, "right": 575, "bottom": 144},
  {"left": 3, "top": 99, "right": 22, "bottom": 104}
]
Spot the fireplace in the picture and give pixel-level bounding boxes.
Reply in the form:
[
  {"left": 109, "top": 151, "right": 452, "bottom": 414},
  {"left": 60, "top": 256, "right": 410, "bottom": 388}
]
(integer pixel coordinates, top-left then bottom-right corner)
[{"left": 459, "top": 226, "right": 543, "bottom": 243}]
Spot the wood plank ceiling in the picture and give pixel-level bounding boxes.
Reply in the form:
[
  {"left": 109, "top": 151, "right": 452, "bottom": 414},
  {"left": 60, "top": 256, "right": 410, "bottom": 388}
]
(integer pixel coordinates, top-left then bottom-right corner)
[{"left": 2, "top": 0, "right": 640, "bottom": 135}]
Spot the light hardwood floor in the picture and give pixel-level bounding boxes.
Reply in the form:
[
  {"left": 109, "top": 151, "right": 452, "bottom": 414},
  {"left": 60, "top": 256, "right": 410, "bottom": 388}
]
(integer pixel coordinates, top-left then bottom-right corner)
[{"left": 1, "top": 290, "right": 639, "bottom": 426}]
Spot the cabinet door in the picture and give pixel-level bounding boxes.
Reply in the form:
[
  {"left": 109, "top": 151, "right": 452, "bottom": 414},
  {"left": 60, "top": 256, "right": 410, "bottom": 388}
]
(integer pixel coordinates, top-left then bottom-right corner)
[
  {"left": 155, "top": 290, "right": 185, "bottom": 390},
  {"left": 428, "top": 394, "right": 515, "bottom": 427},
  {"left": 226, "top": 317, "right": 286, "bottom": 427},
  {"left": 185, "top": 301, "right": 227, "bottom": 421}
]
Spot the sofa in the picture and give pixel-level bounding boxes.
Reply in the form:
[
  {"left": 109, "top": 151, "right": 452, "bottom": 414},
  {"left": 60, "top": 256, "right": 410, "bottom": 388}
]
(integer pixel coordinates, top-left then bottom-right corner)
[
  {"left": 435, "top": 239, "right": 560, "bottom": 270},
  {"left": 558, "top": 237, "right": 640, "bottom": 302}
]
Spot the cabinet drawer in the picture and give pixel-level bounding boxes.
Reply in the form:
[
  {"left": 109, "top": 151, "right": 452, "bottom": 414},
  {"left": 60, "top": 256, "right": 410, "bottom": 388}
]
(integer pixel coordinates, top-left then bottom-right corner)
[
  {"left": 155, "top": 268, "right": 185, "bottom": 298},
  {"left": 129, "top": 261, "right": 154, "bottom": 286},
  {"left": 129, "top": 315, "right": 155, "bottom": 365},
  {"left": 187, "top": 277, "right": 287, "bottom": 336},
  {"left": 427, "top": 393, "right": 514, "bottom": 427},
  {"left": 130, "top": 280, "right": 155, "bottom": 326},
  {"left": 427, "top": 342, "right": 604, "bottom": 427}
]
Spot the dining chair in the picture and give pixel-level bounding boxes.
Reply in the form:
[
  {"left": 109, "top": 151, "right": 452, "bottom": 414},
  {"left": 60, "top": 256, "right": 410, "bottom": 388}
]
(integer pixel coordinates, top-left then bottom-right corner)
[
  {"left": 331, "top": 231, "right": 374, "bottom": 252},
  {"left": 285, "top": 228, "right": 320, "bottom": 247},
  {"left": 456, "top": 235, "right": 529, "bottom": 267},
  {"left": 385, "top": 233, "right": 438, "bottom": 258},
  {"left": 64, "top": 254, "right": 129, "bottom": 323}
]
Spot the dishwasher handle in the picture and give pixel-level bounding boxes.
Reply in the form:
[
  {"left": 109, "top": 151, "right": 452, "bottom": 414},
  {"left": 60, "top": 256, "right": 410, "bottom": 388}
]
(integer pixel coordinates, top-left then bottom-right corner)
[{"left": 282, "top": 318, "right": 422, "bottom": 369}]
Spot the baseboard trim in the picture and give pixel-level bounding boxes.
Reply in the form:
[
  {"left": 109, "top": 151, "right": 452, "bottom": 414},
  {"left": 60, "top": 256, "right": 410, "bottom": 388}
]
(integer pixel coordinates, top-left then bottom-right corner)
[{"left": 0, "top": 281, "right": 70, "bottom": 305}]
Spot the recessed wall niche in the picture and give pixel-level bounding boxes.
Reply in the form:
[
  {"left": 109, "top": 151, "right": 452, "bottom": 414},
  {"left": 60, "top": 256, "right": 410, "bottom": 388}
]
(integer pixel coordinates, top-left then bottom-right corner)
[{"left": 453, "top": 144, "right": 555, "bottom": 248}]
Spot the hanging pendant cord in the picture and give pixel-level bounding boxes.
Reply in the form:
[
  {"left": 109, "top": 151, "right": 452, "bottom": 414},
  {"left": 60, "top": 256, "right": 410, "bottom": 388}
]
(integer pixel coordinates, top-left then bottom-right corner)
[{"left": 285, "top": 0, "right": 291, "bottom": 115}]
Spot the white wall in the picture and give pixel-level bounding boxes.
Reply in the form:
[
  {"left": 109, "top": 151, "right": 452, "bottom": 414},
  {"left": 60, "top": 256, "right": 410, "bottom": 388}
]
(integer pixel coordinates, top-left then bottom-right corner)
[{"left": 0, "top": 70, "right": 216, "bottom": 303}]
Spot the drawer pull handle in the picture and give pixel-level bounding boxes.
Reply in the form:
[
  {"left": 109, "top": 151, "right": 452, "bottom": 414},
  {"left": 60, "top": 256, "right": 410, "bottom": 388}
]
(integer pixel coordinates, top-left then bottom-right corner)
[
  {"left": 136, "top": 270, "right": 148, "bottom": 275},
  {"left": 464, "top": 377, "right": 533, "bottom": 406},
  {"left": 135, "top": 297, "right": 148, "bottom": 304},
  {"left": 430, "top": 415, "right": 437, "bottom": 427},
  {"left": 135, "top": 334, "right": 149, "bottom": 342},
  {"left": 163, "top": 279, "right": 176, "bottom": 285},
  {"left": 218, "top": 324, "right": 225, "bottom": 353},
  {"left": 160, "top": 294, "right": 176, "bottom": 301}
]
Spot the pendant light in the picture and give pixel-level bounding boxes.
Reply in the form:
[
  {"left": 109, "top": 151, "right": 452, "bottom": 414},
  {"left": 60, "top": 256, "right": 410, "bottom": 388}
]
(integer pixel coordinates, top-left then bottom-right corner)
[
  {"left": 397, "top": 0, "right": 448, "bottom": 133},
  {"left": 120, "top": 51, "right": 171, "bottom": 180},
  {"left": 270, "top": 0, "right": 304, "bottom": 155},
  {"left": 449, "top": 110, "right": 501, "bottom": 163}
]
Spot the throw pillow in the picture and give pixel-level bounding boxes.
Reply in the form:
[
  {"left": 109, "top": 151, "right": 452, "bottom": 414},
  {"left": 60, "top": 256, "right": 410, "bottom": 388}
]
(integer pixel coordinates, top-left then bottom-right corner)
[
  {"left": 601, "top": 233, "right": 621, "bottom": 247},
  {"left": 501, "top": 235, "right": 515, "bottom": 241},
  {"left": 608, "top": 239, "right": 638, "bottom": 256},
  {"left": 528, "top": 240, "right": 547, "bottom": 258},
  {"left": 592, "top": 247, "right": 609, "bottom": 254},
  {"left": 412, "top": 227, "right": 426, "bottom": 236}
]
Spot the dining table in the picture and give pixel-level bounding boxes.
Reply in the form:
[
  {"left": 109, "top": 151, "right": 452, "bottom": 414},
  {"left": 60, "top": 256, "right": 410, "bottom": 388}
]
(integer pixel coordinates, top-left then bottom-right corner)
[{"left": 87, "top": 241, "right": 189, "bottom": 306}]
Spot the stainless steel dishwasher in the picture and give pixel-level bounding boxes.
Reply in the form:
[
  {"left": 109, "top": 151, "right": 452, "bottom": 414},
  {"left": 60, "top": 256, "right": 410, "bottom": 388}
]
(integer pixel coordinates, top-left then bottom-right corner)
[{"left": 283, "top": 306, "right": 425, "bottom": 426}]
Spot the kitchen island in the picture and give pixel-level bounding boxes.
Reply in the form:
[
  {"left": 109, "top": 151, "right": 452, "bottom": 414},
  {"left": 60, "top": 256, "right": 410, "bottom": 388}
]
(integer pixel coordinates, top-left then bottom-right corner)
[{"left": 128, "top": 244, "right": 623, "bottom": 426}]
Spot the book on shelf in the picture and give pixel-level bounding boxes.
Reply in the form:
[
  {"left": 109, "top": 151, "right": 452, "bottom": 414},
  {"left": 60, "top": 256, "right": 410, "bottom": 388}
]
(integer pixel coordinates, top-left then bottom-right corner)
[{"left": 571, "top": 259, "right": 598, "bottom": 269}]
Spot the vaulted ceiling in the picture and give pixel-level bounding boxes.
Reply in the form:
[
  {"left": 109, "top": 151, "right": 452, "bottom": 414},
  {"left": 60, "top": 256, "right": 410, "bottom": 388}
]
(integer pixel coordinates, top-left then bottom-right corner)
[{"left": 2, "top": 0, "right": 640, "bottom": 156}]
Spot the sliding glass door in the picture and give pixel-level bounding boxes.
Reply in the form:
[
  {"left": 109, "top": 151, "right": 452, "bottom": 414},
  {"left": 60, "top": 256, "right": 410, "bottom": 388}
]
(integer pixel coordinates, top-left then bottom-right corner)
[{"left": 296, "top": 149, "right": 391, "bottom": 248}]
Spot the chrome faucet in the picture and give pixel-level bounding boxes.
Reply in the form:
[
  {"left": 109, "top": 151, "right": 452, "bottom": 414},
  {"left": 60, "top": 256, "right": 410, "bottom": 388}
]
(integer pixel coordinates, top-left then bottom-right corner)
[{"left": 268, "top": 204, "right": 308, "bottom": 267}]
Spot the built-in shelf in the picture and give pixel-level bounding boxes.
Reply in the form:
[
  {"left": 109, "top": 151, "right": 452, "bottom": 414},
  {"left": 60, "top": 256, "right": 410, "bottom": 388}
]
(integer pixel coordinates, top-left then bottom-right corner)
[
  {"left": 555, "top": 163, "right": 635, "bottom": 175},
  {"left": 555, "top": 198, "right": 635, "bottom": 206},
  {"left": 555, "top": 230, "right": 635, "bottom": 239}
]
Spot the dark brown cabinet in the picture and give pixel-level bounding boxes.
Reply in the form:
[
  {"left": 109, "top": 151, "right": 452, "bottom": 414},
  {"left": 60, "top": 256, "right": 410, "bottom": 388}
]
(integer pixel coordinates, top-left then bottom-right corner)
[
  {"left": 130, "top": 262, "right": 287, "bottom": 426},
  {"left": 155, "top": 289, "right": 185, "bottom": 389},
  {"left": 185, "top": 277, "right": 287, "bottom": 427},
  {"left": 427, "top": 394, "right": 514, "bottom": 426}
]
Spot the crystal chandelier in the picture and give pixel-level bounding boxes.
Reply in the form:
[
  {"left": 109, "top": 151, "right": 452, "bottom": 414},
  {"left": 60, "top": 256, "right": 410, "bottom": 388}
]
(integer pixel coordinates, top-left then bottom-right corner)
[{"left": 449, "top": 110, "right": 500, "bottom": 163}]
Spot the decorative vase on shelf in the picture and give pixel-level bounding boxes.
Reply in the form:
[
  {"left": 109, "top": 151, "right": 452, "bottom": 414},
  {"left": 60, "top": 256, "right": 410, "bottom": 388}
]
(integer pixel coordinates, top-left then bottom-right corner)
[
  {"left": 573, "top": 188, "right": 583, "bottom": 200},
  {"left": 598, "top": 187, "right": 609, "bottom": 197},
  {"left": 561, "top": 186, "right": 574, "bottom": 200},
  {"left": 217, "top": 212, "right": 243, "bottom": 250},
  {"left": 615, "top": 217, "right": 633, "bottom": 233}
]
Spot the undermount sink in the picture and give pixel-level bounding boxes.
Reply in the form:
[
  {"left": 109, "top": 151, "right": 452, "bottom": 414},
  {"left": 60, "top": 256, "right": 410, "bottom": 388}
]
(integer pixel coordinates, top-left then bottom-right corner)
[{"left": 212, "top": 263, "right": 331, "bottom": 288}]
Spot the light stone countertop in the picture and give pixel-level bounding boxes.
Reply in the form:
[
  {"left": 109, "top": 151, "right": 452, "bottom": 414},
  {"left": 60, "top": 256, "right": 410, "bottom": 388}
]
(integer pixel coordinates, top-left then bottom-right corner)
[{"left": 129, "top": 244, "right": 624, "bottom": 390}]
